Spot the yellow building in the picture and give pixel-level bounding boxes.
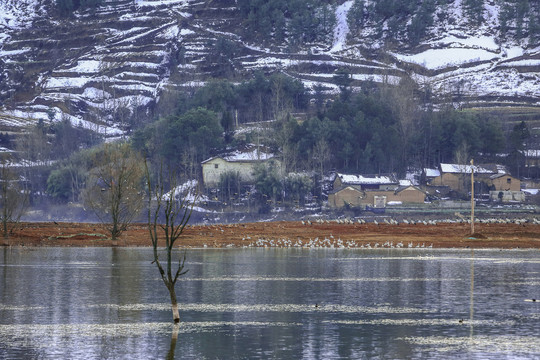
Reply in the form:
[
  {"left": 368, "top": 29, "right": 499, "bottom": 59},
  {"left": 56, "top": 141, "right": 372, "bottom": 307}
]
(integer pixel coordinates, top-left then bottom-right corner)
[
  {"left": 489, "top": 173, "right": 520, "bottom": 192},
  {"left": 328, "top": 186, "right": 427, "bottom": 209}
]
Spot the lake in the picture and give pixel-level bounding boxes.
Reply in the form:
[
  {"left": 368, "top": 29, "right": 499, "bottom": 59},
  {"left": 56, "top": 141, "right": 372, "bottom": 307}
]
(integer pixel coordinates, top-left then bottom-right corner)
[{"left": 1, "top": 247, "right": 539, "bottom": 359}]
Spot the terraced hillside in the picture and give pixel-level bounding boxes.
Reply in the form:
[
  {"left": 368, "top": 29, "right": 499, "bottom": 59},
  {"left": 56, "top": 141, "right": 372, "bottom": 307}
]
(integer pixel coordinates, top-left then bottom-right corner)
[{"left": 0, "top": 0, "right": 539, "bottom": 142}]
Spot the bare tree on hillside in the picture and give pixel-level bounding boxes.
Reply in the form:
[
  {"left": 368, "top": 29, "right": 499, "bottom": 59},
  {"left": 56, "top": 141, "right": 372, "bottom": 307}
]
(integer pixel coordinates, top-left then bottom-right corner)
[
  {"left": 82, "top": 143, "right": 144, "bottom": 244},
  {"left": 145, "top": 161, "right": 196, "bottom": 323}
]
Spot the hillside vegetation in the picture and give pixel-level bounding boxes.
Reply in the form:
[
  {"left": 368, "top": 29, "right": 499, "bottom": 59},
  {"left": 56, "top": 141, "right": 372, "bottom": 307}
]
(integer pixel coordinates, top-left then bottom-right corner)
[{"left": 0, "top": 0, "right": 539, "bottom": 213}]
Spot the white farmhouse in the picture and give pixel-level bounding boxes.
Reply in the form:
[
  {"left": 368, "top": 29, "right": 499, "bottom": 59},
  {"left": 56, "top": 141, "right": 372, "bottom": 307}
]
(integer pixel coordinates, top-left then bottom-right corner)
[{"left": 201, "top": 145, "right": 280, "bottom": 188}]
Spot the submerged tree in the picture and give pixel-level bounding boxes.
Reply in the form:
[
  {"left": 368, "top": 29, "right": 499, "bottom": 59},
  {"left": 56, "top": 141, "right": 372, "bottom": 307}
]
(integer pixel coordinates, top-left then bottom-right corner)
[
  {"left": 82, "top": 143, "right": 144, "bottom": 244},
  {"left": 145, "top": 161, "right": 196, "bottom": 323},
  {"left": 0, "top": 155, "right": 28, "bottom": 242}
]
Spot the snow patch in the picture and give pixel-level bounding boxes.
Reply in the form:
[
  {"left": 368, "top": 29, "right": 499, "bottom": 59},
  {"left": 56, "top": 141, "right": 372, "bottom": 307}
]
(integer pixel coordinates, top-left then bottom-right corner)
[
  {"left": 434, "top": 35, "right": 499, "bottom": 51},
  {"left": 394, "top": 48, "right": 497, "bottom": 70},
  {"left": 65, "top": 60, "right": 102, "bottom": 74},
  {"left": 44, "top": 77, "right": 94, "bottom": 89},
  {"left": 135, "top": 0, "right": 189, "bottom": 7},
  {"left": 158, "top": 25, "right": 179, "bottom": 39},
  {"left": 0, "top": 0, "right": 40, "bottom": 29},
  {"left": 330, "top": 1, "right": 353, "bottom": 53}
]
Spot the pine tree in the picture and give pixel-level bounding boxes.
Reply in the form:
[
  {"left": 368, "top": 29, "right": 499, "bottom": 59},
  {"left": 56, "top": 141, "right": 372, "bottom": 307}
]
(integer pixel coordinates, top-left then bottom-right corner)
[
  {"left": 498, "top": 2, "right": 514, "bottom": 40},
  {"left": 347, "top": 0, "right": 365, "bottom": 34},
  {"left": 462, "top": 0, "right": 484, "bottom": 26},
  {"left": 515, "top": 0, "right": 530, "bottom": 39},
  {"left": 56, "top": 0, "right": 74, "bottom": 15}
]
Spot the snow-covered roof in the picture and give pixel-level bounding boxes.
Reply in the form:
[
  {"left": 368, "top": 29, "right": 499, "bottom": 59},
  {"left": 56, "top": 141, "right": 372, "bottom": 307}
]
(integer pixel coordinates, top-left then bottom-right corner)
[
  {"left": 490, "top": 173, "right": 517, "bottom": 180},
  {"left": 337, "top": 173, "right": 397, "bottom": 185},
  {"left": 399, "top": 179, "right": 413, "bottom": 186},
  {"left": 440, "top": 163, "right": 494, "bottom": 174},
  {"left": 424, "top": 168, "right": 440, "bottom": 177}
]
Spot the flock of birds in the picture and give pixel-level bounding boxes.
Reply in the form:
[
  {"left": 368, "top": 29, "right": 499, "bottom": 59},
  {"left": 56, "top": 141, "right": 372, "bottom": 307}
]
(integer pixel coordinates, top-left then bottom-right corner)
[
  {"left": 300, "top": 217, "right": 540, "bottom": 226},
  {"left": 196, "top": 215, "right": 537, "bottom": 248},
  {"left": 247, "top": 237, "right": 433, "bottom": 249}
]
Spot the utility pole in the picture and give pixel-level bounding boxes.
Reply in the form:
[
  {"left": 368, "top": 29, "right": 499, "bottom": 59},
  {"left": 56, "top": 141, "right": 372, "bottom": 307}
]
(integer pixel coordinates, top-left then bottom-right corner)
[{"left": 470, "top": 159, "right": 475, "bottom": 235}]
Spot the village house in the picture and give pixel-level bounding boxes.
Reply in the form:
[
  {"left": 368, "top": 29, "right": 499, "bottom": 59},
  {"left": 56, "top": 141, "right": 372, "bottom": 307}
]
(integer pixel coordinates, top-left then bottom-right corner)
[
  {"left": 430, "top": 163, "right": 493, "bottom": 192},
  {"left": 428, "top": 163, "right": 525, "bottom": 202},
  {"left": 489, "top": 173, "right": 520, "bottom": 192},
  {"left": 328, "top": 173, "right": 426, "bottom": 208},
  {"left": 201, "top": 145, "right": 281, "bottom": 188},
  {"left": 333, "top": 173, "right": 399, "bottom": 191},
  {"left": 430, "top": 163, "right": 520, "bottom": 192},
  {"left": 422, "top": 168, "right": 441, "bottom": 185}
]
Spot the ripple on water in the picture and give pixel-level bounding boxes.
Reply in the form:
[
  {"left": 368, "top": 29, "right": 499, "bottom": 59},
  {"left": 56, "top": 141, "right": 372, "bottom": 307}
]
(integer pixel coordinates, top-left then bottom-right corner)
[
  {"left": 180, "top": 276, "right": 461, "bottom": 282},
  {"left": 87, "top": 303, "right": 441, "bottom": 314},
  {"left": 0, "top": 321, "right": 301, "bottom": 349},
  {"left": 323, "top": 319, "right": 516, "bottom": 326},
  {"left": 398, "top": 335, "right": 540, "bottom": 354}
]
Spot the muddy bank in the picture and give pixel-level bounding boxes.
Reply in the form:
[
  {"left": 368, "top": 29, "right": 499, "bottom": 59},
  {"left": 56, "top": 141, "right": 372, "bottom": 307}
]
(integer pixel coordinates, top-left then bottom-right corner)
[{"left": 3, "top": 221, "right": 539, "bottom": 249}]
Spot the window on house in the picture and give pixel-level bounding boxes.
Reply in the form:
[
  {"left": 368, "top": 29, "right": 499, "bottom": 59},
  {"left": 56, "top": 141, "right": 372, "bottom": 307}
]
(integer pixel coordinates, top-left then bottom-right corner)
[
  {"left": 215, "top": 164, "right": 219, "bottom": 169},
  {"left": 507, "top": 178, "right": 511, "bottom": 183}
]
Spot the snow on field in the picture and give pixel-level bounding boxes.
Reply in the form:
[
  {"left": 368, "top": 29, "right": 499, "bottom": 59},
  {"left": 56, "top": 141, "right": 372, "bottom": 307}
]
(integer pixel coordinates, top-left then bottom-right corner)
[
  {"left": 0, "top": 48, "right": 31, "bottom": 56},
  {"left": 393, "top": 48, "right": 498, "bottom": 70},
  {"left": 180, "top": 28, "right": 195, "bottom": 36},
  {"left": 44, "top": 76, "right": 95, "bottom": 89},
  {"left": 433, "top": 35, "right": 499, "bottom": 51},
  {"left": 330, "top": 1, "right": 353, "bottom": 53},
  {"left": 82, "top": 87, "right": 111, "bottom": 101},
  {"left": 503, "top": 46, "right": 525, "bottom": 58},
  {"left": 0, "top": 0, "right": 40, "bottom": 29},
  {"left": 112, "top": 83, "right": 156, "bottom": 93},
  {"left": 158, "top": 25, "right": 179, "bottom": 39},
  {"left": 3, "top": 108, "right": 124, "bottom": 136},
  {"left": 65, "top": 60, "right": 102, "bottom": 74},
  {"left": 500, "top": 60, "right": 540, "bottom": 67},
  {"left": 300, "top": 72, "right": 401, "bottom": 85},
  {"left": 464, "top": 69, "right": 540, "bottom": 97},
  {"left": 45, "top": 77, "right": 94, "bottom": 89},
  {"left": 135, "top": 0, "right": 189, "bottom": 6},
  {"left": 125, "top": 61, "right": 163, "bottom": 69},
  {"left": 115, "top": 71, "right": 160, "bottom": 79}
]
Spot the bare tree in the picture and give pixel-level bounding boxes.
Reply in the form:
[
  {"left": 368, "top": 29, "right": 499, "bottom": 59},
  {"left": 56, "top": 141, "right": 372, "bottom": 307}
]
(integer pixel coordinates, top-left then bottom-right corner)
[
  {"left": 0, "top": 155, "right": 28, "bottom": 242},
  {"left": 313, "top": 138, "right": 331, "bottom": 177},
  {"left": 145, "top": 161, "right": 196, "bottom": 323},
  {"left": 82, "top": 143, "right": 144, "bottom": 244}
]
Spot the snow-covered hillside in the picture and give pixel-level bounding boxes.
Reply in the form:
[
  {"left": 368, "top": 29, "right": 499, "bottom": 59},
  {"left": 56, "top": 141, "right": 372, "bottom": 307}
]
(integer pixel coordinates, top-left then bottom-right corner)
[{"left": 0, "top": 0, "right": 539, "bottom": 139}]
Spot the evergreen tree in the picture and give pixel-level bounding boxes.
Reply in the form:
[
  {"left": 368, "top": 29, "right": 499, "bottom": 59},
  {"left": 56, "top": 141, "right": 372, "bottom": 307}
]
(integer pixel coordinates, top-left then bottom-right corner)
[
  {"left": 499, "top": 1, "right": 515, "bottom": 39},
  {"left": 515, "top": 0, "right": 530, "bottom": 38},
  {"left": 408, "top": 0, "right": 435, "bottom": 46},
  {"left": 56, "top": 0, "right": 74, "bottom": 15},
  {"left": 463, "top": 0, "right": 484, "bottom": 26},
  {"left": 347, "top": 0, "right": 365, "bottom": 34}
]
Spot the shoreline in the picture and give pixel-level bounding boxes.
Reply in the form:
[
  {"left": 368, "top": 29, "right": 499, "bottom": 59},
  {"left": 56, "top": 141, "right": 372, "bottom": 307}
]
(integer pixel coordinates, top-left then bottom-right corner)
[{"left": 3, "top": 221, "right": 540, "bottom": 249}]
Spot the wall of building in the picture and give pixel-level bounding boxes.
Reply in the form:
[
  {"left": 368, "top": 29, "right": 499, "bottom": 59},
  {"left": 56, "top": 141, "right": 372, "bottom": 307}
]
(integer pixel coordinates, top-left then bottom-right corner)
[
  {"left": 328, "top": 187, "right": 363, "bottom": 208},
  {"left": 491, "top": 176, "right": 520, "bottom": 192},
  {"left": 202, "top": 158, "right": 257, "bottom": 187},
  {"left": 395, "top": 187, "right": 426, "bottom": 203},
  {"left": 489, "top": 191, "right": 525, "bottom": 202},
  {"left": 329, "top": 186, "right": 426, "bottom": 208}
]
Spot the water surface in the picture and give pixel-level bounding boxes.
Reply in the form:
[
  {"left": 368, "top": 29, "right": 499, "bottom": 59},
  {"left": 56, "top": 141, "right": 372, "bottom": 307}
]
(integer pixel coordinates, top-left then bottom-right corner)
[{"left": 1, "top": 247, "right": 539, "bottom": 359}]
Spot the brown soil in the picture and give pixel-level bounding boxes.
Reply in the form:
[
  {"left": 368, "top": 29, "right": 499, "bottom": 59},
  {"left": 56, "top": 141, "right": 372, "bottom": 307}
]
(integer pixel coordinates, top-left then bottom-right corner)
[{"left": 3, "top": 221, "right": 540, "bottom": 249}]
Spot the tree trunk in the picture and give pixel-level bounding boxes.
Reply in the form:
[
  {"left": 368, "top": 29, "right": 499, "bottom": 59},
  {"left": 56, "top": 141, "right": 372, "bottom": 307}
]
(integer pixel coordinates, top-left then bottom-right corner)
[
  {"left": 166, "top": 323, "right": 180, "bottom": 360},
  {"left": 168, "top": 285, "right": 180, "bottom": 323}
]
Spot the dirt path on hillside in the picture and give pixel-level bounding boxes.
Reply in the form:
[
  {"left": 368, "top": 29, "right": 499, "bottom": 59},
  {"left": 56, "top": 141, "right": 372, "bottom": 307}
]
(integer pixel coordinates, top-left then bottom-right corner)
[{"left": 3, "top": 221, "right": 539, "bottom": 249}]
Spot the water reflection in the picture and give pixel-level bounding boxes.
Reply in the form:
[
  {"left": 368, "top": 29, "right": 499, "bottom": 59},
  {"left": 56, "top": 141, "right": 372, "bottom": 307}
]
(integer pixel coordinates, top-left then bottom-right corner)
[{"left": 1, "top": 248, "right": 539, "bottom": 359}]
